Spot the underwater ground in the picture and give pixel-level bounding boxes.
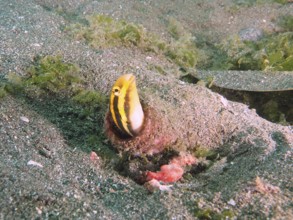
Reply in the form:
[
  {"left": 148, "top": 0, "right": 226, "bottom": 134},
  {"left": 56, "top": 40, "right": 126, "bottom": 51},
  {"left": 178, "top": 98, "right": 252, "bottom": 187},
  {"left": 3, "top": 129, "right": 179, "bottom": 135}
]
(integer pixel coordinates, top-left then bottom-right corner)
[{"left": 0, "top": 0, "right": 293, "bottom": 219}]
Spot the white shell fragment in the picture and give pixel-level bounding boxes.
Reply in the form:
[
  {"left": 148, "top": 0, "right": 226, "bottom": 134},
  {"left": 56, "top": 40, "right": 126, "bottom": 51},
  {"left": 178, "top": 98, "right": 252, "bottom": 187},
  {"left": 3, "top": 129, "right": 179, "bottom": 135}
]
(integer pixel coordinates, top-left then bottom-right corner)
[
  {"left": 220, "top": 96, "right": 228, "bottom": 107},
  {"left": 20, "top": 116, "right": 29, "bottom": 123},
  {"left": 144, "top": 179, "right": 173, "bottom": 192},
  {"left": 27, "top": 160, "right": 43, "bottom": 168},
  {"left": 227, "top": 199, "right": 236, "bottom": 206}
]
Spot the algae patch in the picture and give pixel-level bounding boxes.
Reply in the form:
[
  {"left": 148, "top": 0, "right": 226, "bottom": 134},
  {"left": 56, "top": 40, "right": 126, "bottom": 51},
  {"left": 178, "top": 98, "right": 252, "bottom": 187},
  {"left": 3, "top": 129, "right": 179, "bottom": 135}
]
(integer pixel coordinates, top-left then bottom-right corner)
[
  {"left": 165, "top": 17, "right": 198, "bottom": 68},
  {"left": 278, "top": 15, "right": 293, "bottom": 32},
  {"left": 66, "top": 14, "right": 198, "bottom": 69},
  {"left": 194, "top": 147, "right": 217, "bottom": 160},
  {"left": 3, "top": 55, "right": 114, "bottom": 158},
  {"left": 4, "top": 55, "right": 81, "bottom": 97},
  {"left": 72, "top": 89, "right": 107, "bottom": 115},
  {"left": 213, "top": 32, "right": 293, "bottom": 71},
  {"left": 194, "top": 201, "right": 235, "bottom": 220},
  {"left": 233, "top": 0, "right": 288, "bottom": 6},
  {"left": 6, "top": 55, "right": 106, "bottom": 103},
  {"left": 0, "top": 81, "right": 8, "bottom": 99},
  {"left": 26, "top": 55, "right": 81, "bottom": 94}
]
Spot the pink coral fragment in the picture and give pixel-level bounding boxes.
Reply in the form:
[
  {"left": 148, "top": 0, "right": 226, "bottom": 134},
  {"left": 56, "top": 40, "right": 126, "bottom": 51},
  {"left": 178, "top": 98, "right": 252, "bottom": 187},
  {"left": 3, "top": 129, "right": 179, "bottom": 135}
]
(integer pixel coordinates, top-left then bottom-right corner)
[
  {"left": 146, "top": 153, "right": 197, "bottom": 183},
  {"left": 90, "top": 151, "right": 99, "bottom": 163},
  {"left": 146, "top": 164, "right": 184, "bottom": 183}
]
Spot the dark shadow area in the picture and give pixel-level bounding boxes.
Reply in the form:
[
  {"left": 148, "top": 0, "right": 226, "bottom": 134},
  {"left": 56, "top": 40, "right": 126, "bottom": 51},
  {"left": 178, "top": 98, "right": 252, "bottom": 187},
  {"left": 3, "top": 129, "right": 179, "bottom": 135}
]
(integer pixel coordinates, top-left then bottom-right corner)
[
  {"left": 114, "top": 149, "right": 179, "bottom": 184},
  {"left": 211, "top": 87, "right": 293, "bottom": 125},
  {"left": 0, "top": 54, "right": 119, "bottom": 160},
  {"left": 12, "top": 92, "right": 118, "bottom": 160}
]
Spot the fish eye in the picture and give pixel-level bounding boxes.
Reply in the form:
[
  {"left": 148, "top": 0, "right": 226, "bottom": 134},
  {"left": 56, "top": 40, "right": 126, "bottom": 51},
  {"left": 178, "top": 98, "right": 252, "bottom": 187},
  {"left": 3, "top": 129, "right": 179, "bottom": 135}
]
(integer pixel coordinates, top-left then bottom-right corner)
[{"left": 113, "top": 87, "right": 120, "bottom": 96}]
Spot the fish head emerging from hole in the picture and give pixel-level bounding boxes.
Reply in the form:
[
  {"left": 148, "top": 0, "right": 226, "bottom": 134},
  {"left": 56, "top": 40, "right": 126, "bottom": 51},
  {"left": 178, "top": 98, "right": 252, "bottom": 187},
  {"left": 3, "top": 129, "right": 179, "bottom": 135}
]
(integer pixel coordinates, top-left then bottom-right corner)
[
  {"left": 109, "top": 74, "right": 144, "bottom": 138},
  {"left": 105, "top": 73, "right": 176, "bottom": 155}
]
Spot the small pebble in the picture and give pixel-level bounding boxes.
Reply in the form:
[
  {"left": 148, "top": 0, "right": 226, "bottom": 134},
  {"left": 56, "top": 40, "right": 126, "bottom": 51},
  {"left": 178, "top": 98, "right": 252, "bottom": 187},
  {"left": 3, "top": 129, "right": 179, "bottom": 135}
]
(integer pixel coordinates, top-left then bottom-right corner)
[
  {"left": 20, "top": 116, "right": 29, "bottom": 123},
  {"left": 31, "top": 43, "right": 41, "bottom": 47},
  {"left": 239, "top": 27, "right": 263, "bottom": 42},
  {"left": 27, "top": 160, "right": 43, "bottom": 168},
  {"left": 36, "top": 207, "right": 42, "bottom": 215},
  {"left": 228, "top": 199, "right": 236, "bottom": 206},
  {"left": 144, "top": 179, "right": 173, "bottom": 192},
  {"left": 90, "top": 151, "right": 99, "bottom": 163}
]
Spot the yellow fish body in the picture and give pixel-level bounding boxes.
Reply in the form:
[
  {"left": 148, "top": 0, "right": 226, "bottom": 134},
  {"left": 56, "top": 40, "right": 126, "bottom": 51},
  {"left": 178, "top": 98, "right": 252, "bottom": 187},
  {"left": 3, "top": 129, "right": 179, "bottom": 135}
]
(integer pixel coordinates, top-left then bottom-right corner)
[{"left": 109, "top": 74, "right": 144, "bottom": 137}]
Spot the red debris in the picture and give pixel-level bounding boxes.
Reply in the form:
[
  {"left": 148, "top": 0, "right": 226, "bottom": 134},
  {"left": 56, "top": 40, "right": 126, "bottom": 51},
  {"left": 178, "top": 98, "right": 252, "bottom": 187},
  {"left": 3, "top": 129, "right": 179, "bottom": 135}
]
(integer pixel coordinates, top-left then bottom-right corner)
[
  {"left": 170, "top": 153, "right": 197, "bottom": 167},
  {"left": 90, "top": 151, "right": 99, "bottom": 163},
  {"left": 146, "top": 164, "right": 184, "bottom": 183},
  {"left": 146, "top": 153, "right": 197, "bottom": 183}
]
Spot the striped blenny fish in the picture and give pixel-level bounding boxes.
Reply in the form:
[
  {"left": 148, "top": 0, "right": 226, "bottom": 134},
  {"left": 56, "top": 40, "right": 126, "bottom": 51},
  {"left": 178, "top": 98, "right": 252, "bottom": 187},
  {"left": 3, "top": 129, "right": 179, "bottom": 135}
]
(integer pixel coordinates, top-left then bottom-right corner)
[{"left": 109, "top": 74, "right": 144, "bottom": 137}]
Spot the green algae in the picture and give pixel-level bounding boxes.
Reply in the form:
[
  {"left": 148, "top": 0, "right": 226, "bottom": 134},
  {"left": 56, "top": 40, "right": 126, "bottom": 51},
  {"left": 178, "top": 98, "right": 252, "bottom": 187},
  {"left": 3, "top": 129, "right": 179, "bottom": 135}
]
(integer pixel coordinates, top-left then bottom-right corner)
[
  {"left": 72, "top": 89, "right": 108, "bottom": 118},
  {"left": 160, "top": 17, "right": 198, "bottom": 68},
  {"left": 67, "top": 14, "right": 157, "bottom": 49},
  {"left": 165, "top": 39, "right": 197, "bottom": 69},
  {"left": 3, "top": 55, "right": 82, "bottom": 98},
  {"left": 72, "top": 89, "right": 107, "bottom": 108},
  {"left": 278, "top": 15, "right": 293, "bottom": 32},
  {"left": 3, "top": 55, "right": 113, "bottom": 159},
  {"left": 147, "top": 64, "right": 168, "bottom": 75},
  {"left": 0, "top": 83, "right": 7, "bottom": 99},
  {"left": 194, "top": 202, "right": 235, "bottom": 220},
  {"left": 66, "top": 14, "right": 198, "bottom": 69},
  {"left": 23, "top": 55, "right": 107, "bottom": 114},
  {"left": 195, "top": 209, "right": 234, "bottom": 220},
  {"left": 6, "top": 55, "right": 107, "bottom": 108},
  {"left": 214, "top": 32, "right": 293, "bottom": 71},
  {"left": 233, "top": 0, "right": 288, "bottom": 6},
  {"left": 25, "top": 55, "right": 81, "bottom": 94},
  {"left": 167, "top": 17, "right": 187, "bottom": 41},
  {"left": 4, "top": 72, "right": 23, "bottom": 93},
  {"left": 194, "top": 147, "right": 217, "bottom": 159}
]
